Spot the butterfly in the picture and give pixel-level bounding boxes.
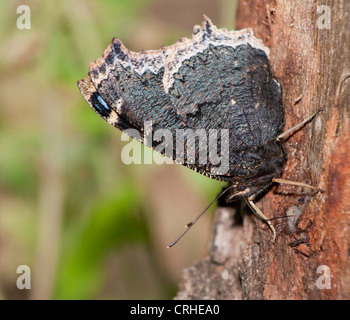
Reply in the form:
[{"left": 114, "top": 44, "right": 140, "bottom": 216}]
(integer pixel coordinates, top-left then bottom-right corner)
[{"left": 78, "top": 16, "right": 322, "bottom": 246}]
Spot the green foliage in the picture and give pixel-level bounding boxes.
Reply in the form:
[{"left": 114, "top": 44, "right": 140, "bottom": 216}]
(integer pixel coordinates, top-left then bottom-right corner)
[
  {"left": 54, "top": 182, "right": 148, "bottom": 299},
  {"left": 0, "top": 130, "right": 40, "bottom": 196}
]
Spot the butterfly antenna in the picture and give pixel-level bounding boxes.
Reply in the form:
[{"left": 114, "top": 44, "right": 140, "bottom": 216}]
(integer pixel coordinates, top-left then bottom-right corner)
[{"left": 167, "top": 185, "right": 234, "bottom": 248}]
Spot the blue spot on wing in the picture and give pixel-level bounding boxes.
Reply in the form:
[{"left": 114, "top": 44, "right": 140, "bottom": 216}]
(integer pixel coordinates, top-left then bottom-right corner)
[
  {"left": 90, "top": 92, "right": 111, "bottom": 118},
  {"left": 97, "top": 95, "right": 110, "bottom": 110}
]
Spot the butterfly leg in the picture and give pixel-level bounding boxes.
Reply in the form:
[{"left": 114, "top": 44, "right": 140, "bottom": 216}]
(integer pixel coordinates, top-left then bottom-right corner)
[
  {"left": 276, "top": 109, "right": 322, "bottom": 141},
  {"left": 245, "top": 196, "right": 276, "bottom": 243},
  {"left": 272, "top": 178, "right": 324, "bottom": 193}
]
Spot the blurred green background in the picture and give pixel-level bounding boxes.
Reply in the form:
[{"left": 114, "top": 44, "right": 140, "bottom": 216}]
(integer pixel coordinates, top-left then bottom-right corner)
[{"left": 0, "top": 0, "right": 237, "bottom": 299}]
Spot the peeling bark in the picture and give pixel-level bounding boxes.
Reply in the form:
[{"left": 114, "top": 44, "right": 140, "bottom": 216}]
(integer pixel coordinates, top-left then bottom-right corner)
[{"left": 175, "top": 0, "right": 350, "bottom": 300}]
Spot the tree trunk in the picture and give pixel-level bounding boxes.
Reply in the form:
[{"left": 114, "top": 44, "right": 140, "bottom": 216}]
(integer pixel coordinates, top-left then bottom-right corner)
[{"left": 175, "top": 0, "right": 350, "bottom": 300}]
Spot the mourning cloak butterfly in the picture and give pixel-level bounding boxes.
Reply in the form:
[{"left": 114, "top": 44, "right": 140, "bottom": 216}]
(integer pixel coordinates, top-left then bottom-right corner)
[{"left": 78, "top": 16, "right": 322, "bottom": 245}]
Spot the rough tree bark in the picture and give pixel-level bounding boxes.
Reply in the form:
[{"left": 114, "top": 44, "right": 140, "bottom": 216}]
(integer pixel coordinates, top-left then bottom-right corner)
[{"left": 175, "top": 0, "right": 350, "bottom": 300}]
